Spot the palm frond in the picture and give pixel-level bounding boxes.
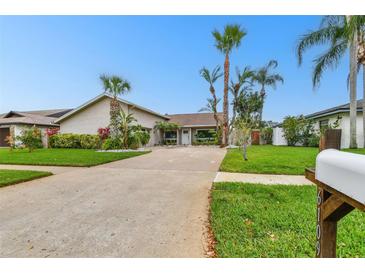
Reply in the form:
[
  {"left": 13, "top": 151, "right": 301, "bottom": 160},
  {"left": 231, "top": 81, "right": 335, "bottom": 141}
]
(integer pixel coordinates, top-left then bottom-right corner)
[
  {"left": 296, "top": 26, "right": 343, "bottom": 65},
  {"left": 312, "top": 40, "right": 348, "bottom": 88}
]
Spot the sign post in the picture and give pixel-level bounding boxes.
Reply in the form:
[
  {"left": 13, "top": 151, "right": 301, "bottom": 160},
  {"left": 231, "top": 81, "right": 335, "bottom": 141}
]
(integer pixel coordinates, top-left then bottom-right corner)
[{"left": 305, "top": 167, "right": 365, "bottom": 258}]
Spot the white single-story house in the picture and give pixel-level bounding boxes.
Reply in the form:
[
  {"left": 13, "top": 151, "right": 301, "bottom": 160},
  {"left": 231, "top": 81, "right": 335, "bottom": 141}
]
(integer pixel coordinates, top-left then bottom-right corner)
[
  {"left": 1, "top": 93, "right": 222, "bottom": 147},
  {"left": 54, "top": 93, "right": 221, "bottom": 146},
  {"left": 0, "top": 109, "right": 72, "bottom": 147},
  {"left": 54, "top": 93, "right": 168, "bottom": 146},
  {"left": 273, "top": 99, "right": 364, "bottom": 148}
]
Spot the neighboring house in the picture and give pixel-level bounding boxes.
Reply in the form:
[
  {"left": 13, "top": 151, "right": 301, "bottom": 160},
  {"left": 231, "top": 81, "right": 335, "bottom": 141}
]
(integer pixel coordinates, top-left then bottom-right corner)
[
  {"left": 164, "top": 112, "right": 223, "bottom": 145},
  {"left": 54, "top": 93, "right": 169, "bottom": 146},
  {"left": 0, "top": 109, "right": 72, "bottom": 147},
  {"left": 273, "top": 99, "right": 364, "bottom": 148}
]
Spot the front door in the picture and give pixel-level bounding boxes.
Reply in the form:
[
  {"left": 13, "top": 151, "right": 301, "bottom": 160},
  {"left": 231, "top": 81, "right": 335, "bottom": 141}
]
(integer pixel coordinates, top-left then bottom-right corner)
[{"left": 181, "top": 129, "right": 190, "bottom": 145}]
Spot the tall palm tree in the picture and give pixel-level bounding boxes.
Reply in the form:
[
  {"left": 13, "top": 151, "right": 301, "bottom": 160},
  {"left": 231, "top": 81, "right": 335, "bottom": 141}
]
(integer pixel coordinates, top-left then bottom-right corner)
[
  {"left": 230, "top": 66, "right": 255, "bottom": 128},
  {"left": 199, "top": 98, "right": 222, "bottom": 130},
  {"left": 296, "top": 16, "right": 361, "bottom": 148},
  {"left": 212, "top": 24, "right": 246, "bottom": 146},
  {"left": 200, "top": 66, "right": 223, "bottom": 131},
  {"left": 252, "top": 60, "right": 283, "bottom": 123},
  {"left": 351, "top": 16, "right": 365, "bottom": 147},
  {"left": 100, "top": 74, "right": 131, "bottom": 138}
]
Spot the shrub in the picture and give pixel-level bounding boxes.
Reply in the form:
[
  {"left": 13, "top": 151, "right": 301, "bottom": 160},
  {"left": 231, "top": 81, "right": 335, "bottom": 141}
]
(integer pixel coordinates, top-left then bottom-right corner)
[
  {"left": 45, "top": 127, "right": 59, "bottom": 137},
  {"left": 97, "top": 127, "right": 110, "bottom": 141},
  {"left": 307, "top": 133, "right": 320, "bottom": 147},
  {"left": 102, "top": 138, "right": 122, "bottom": 150},
  {"left": 80, "top": 134, "right": 100, "bottom": 149},
  {"left": 261, "top": 127, "right": 273, "bottom": 144},
  {"left": 49, "top": 134, "right": 81, "bottom": 148},
  {"left": 16, "top": 126, "right": 43, "bottom": 152},
  {"left": 129, "top": 127, "right": 151, "bottom": 149},
  {"left": 49, "top": 133, "right": 100, "bottom": 149},
  {"left": 282, "top": 116, "right": 305, "bottom": 146}
]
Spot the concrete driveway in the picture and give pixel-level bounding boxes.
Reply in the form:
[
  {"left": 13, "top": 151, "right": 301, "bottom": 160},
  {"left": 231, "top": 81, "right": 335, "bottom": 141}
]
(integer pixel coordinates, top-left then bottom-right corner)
[{"left": 0, "top": 146, "right": 225, "bottom": 257}]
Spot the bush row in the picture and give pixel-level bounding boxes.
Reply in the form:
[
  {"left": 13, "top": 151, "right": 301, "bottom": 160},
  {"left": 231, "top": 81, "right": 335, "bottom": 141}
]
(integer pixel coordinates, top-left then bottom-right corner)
[{"left": 49, "top": 133, "right": 100, "bottom": 149}]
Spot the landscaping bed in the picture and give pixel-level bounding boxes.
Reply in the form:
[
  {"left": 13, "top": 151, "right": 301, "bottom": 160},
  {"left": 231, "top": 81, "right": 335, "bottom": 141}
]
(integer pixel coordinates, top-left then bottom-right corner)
[
  {"left": 0, "top": 148, "right": 149, "bottom": 167},
  {"left": 210, "top": 182, "right": 365, "bottom": 258},
  {"left": 220, "top": 145, "right": 365, "bottom": 175},
  {"left": 0, "top": 169, "right": 52, "bottom": 187}
]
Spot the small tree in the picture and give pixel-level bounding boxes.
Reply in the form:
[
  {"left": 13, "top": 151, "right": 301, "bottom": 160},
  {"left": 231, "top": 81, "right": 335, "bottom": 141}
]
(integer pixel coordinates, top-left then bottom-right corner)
[
  {"left": 234, "top": 90, "right": 261, "bottom": 160},
  {"left": 282, "top": 115, "right": 306, "bottom": 146},
  {"left": 118, "top": 108, "right": 136, "bottom": 149},
  {"left": 16, "top": 126, "right": 43, "bottom": 152}
]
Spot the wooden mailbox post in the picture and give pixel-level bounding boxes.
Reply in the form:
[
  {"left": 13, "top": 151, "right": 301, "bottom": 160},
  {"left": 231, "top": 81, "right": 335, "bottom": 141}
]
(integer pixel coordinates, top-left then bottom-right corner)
[{"left": 305, "top": 150, "right": 365, "bottom": 258}]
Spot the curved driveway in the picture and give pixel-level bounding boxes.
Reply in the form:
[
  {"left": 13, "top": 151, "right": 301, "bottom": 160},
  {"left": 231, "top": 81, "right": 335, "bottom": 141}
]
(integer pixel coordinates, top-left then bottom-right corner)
[{"left": 0, "top": 147, "right": 225, "bottom": 257}]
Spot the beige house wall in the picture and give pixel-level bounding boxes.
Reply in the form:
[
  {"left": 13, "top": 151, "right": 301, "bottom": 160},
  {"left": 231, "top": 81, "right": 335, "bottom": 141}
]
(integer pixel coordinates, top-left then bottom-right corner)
[{"left": 59, "top": 96, "right": 166, "bottom": 146}]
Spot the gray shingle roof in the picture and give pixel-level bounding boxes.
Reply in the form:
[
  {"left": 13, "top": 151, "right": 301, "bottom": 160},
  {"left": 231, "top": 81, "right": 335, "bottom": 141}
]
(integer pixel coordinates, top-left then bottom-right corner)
[
  {"left": 0, "top": 109, "right": 73, "bottom": 126},
  {"left": 305, "top": 99, "right": 363, "bottom": 119},
  {"left": 167, "top": 112, "right": 223, "bottom": 127}
]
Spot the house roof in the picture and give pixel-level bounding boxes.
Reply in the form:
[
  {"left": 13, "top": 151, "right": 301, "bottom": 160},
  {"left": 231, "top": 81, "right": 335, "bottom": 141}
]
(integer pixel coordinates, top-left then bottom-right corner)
[
  {"left": 0, "top": 109, "right": 73, "bottom": 127},
  {"left": 305, "top": 99, "right": 363, "bottom": 119},
  {"left": 55, "top": 93, "right": 169, "bottom": 123},
  {"left": 167, "top": 112, "right": 223, "bottom": 127}
]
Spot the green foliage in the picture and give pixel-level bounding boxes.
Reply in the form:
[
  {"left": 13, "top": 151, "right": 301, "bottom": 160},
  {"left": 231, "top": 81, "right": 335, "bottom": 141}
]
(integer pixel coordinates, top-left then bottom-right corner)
[
  {"left": 212, "top": 24, "right": 247, "bottom": 54},
  {"left": 236, "top": 90, "right": 262, "bottom": 124},
  {"left": 307, "top": 134, "right": 320, "bottom": 147},
  {"left": 193, "top": 129, "right": 218, "bottom": 145},
  {"left": 282, "top": 115, "right": 306, "bottom": 146},
  {"left": 118, "top": 108, "right": 137, "bottom": 149},
  {"left": 211, "top": 183, "right": 365, "bottom": 258},
  {"left": 80, "top": 134, "right": 100, "bottom": 149},
  {"left": 154, "top": 121, "right": 180, "bottom": 131},
  {"left": 129, "top": 125, "right": 151, "bottom": 149},
  {"left": 50, "top": 133, "right": 100, "bottom": 149},
  {"left": 101, "top": 138, "right": 122, "bottom": 150},
  {"left": 16, "top": 126, "right": 43, "bottom": 152},
  {"left": 261, "top": 127, "right": 273, "bottom": 144},
  {"left": 282, "top": 116, "right": 318, "bottom": 147}
]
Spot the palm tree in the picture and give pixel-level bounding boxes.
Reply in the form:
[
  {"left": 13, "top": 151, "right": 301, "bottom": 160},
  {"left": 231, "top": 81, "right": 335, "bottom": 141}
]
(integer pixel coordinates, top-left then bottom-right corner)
[
  {"left": 199, "top": 98, "right": 222, "bottom": 129},
  {"left": 199, "top": 66, "right": 223, "bottom": 131},
  {"left": 230, "top": 66, "right": 255, "bottom": 128},
  {"left": 351, "top": 16, "right": 365, "bottom": 147},
  {"left": 296, "top": 16, "right": 361, "bottom": 148},
  {"left": 252, "top": 60, "right": 283, "bottom": 124},
  {"left": 100, "top": 74, "right": 131, "bottom": 138},
  {"left": 212, "top": 24, "right": 246, "bottom": 146}
]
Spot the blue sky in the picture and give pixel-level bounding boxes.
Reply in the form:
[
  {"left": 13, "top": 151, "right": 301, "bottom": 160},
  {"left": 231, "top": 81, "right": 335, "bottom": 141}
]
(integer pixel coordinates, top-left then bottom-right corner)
[{"left": 0, "top": 16, "right": 361, "bottom": 121}]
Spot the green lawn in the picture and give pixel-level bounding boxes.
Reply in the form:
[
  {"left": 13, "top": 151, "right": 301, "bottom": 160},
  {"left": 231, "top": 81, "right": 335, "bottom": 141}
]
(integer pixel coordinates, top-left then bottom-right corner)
[
  {"left": 0, "top": 148, "right": 149, "bottom": 167},
  {"left": 220, "top": 145, "right": 365, "bottom": 175},
  {"left": 211, "top": 183, "right": 365, "bottom": 258},
  {"left": 0, "top": 169, "right": 52, "bottom": 187}
]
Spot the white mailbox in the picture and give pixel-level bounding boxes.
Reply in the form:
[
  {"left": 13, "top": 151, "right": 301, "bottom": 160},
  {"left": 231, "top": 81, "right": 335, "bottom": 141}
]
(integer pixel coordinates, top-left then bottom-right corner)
[{"left": 316, "top": 149, "right": 365, "bottom": 205}]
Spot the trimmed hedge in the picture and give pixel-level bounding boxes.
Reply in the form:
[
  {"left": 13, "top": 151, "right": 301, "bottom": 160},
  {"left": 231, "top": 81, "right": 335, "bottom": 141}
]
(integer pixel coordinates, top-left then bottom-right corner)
[{"left": 50, "top": 133, "right": 100, "bottom": 149}]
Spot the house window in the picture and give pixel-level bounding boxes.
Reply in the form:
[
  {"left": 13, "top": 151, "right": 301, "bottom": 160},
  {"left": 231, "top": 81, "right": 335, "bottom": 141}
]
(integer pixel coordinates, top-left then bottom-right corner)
[
  {"left": 164, "top": 130, "right": 177, "bottom": 145},
  {"left": 319, "top": 119, "right": 329, "bottom": 130},
  {"left": 195, "top": 129, "right": 216, "bottom": 141}
]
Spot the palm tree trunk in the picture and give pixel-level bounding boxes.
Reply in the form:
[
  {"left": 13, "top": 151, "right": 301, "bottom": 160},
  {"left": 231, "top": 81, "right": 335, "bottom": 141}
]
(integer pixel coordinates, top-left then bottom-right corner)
[
  {"left": 258, "top": 85, "right": 265, "bottom": 124},
  {"left": 349, "top": 31, "right": 358, "bottom": 148},
  {"left": 211, "top": 86, "right": 219, "bottom": 133},
  {"left": 363, "top": 64, "right": 365, "bottom": 148},
  {"left": 110, "top": 97, "right": 120, "bottom": 138},
  {"left": 223, "top": 53, "right": 230, "bottom": 146}
]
